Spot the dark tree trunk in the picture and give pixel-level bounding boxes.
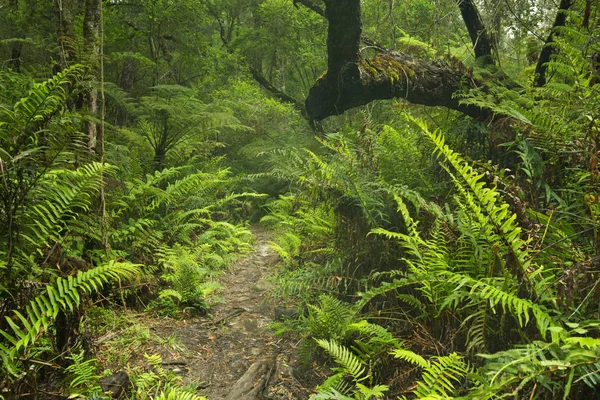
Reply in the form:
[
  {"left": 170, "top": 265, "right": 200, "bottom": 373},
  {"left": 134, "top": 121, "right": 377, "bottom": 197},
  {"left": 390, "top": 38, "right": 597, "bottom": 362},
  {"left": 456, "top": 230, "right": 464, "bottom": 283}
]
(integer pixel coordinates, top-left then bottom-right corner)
[
  {"left": 9, "top": 41, "right": 23, "bottom": 72},
  {"left": 153, "top": 148, "right": 166, "bottom": 172},
  {"left": 534, "top": 0, "right": 574, "bottom": 87},
  {"left": 323, "top": 0, "right": 361, "bottom": 81},
  {"left": 456, "top": 0, "right": 495, "bottom": 63},
  {"left": 119, "top": 57, "right": 137, "bottom": 92}
]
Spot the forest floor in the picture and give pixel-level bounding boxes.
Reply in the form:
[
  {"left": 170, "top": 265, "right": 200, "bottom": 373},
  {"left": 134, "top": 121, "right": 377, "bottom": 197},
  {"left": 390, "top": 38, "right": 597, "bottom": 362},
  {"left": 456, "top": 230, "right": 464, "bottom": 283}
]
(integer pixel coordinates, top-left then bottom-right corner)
[{"left": 100, "top": 227, "right": 319, "bottom": 399}]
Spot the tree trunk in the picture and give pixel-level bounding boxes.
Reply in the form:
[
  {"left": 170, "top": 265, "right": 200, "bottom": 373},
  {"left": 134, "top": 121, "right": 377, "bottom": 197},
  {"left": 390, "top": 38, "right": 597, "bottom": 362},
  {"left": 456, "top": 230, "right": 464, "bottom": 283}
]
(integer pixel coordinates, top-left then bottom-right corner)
[
  {"left": 456, "top": 0, "right": 495, "bottom": 63},
  {"left": 533, "top": 0, "right": 574, "bottom": 87},
  {"left": 83, "top": 0, "right": 101, "bottom": 156},
  {"left": 54, "top": 0, "right": 77, "bottom": 69}
]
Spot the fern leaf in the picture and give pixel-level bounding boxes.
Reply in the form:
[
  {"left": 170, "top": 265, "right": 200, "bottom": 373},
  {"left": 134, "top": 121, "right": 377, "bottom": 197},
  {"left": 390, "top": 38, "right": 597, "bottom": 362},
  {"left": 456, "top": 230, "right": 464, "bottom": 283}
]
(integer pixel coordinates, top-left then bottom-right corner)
[
  {"left": 315, "top": 338, "right": 366, "bottom": 382},
  {"left": 0, "top": 261, "right": 139, "bottom": 374}
]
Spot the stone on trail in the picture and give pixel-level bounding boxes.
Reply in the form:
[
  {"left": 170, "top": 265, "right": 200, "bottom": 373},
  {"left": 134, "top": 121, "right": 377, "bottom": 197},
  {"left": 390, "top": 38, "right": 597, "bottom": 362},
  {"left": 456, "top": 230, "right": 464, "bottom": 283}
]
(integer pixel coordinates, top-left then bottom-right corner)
[{"left": 224, "top": 354, "right": 278, "bottom": 400}]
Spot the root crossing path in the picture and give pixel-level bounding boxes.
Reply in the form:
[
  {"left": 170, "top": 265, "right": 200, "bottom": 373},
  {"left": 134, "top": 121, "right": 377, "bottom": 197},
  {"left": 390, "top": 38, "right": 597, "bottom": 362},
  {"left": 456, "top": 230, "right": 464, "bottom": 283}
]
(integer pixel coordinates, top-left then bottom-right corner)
[{"left": 150, "top": 228, "right": 312, "bottom": 399}]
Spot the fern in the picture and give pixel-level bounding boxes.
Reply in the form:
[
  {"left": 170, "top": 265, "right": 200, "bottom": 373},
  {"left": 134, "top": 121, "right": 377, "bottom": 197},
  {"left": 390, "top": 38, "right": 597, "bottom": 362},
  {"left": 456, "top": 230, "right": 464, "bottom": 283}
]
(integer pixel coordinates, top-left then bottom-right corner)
[
  {"left": 413, "top": 353, "right": 469, "bottom": 398},
  {"left": 65, "top": 350, "right": 101, "bottom": 392},
  {"left": 348, "top": 320, "right": 402, "bottom": 349},
  {"left": 0, "top": 66, "right": 88, "bottom": 273},
  {"left": 411, "top": 117, "right": 533, "bottom": 278},
  {"left": 472, "top": 322, "right": 600, "bottom": 398},
  {"left": 391, "top": 348, "right": 429, "bottom": 369},
  {"left": 154, "top": 390, "right": 206, "bottom": 400},
  {"left": 314, "top": 338, "right": 390, "bottom": 400},
  {"left": 0, "top": 261, "right": 139, "bottom": 376},
  {"left": 132, "top": 352, "right": 206, "bottom": 399},
  {"left": 22, "top": 162, "right": 109, "bottom": 253},
  {"left": 316, "top": 338, "right": 366, "bottom": 382}
]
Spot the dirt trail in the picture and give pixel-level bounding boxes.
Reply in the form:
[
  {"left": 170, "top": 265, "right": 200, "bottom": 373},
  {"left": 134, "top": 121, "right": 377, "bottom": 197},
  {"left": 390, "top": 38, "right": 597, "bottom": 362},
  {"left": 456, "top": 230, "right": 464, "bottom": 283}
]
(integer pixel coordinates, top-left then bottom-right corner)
[{"left": 149, "top": 228, "right": 313, "bottom": 399}]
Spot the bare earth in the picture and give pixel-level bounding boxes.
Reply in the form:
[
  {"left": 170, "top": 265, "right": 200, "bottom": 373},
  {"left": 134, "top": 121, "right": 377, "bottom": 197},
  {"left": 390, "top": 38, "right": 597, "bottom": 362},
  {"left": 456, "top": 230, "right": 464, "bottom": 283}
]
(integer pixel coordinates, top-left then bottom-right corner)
[{"left": 146, "top": 228, "right": 315, "bottom": 399}]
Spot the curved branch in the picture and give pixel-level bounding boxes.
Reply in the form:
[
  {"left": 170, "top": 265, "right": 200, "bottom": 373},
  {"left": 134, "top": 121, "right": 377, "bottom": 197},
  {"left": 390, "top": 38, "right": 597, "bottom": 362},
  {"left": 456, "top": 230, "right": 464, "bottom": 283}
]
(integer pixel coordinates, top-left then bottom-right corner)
[
  {"left": 292, "top": 0, "right": 325, "bottom": 17},
  {"left": 305, "top": 0, "right": 489, "bottom": 121},
  {"left": 306, "top": 53, "right": 487, "bottom": 121}
]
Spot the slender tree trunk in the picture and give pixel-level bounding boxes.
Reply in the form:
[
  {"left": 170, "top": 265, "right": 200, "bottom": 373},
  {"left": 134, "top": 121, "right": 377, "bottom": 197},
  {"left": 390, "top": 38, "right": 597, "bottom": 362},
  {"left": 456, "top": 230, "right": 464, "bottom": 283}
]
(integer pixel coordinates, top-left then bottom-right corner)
[
  {"left": 9, "top": 41, "right": 23, "bottom": 72},
  {"left": 534, "top": 0, "right": 574, "bottom": 87},
  {"left": 83, "top": 0, "right": 101, "bottom": 156}
]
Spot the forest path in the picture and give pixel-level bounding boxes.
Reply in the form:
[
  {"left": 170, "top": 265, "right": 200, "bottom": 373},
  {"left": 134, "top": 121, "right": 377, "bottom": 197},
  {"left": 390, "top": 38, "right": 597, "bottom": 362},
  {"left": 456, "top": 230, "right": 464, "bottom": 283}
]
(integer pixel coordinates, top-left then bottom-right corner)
[{"left": 148, "top": 227, "right": 312, "bottom": 399}]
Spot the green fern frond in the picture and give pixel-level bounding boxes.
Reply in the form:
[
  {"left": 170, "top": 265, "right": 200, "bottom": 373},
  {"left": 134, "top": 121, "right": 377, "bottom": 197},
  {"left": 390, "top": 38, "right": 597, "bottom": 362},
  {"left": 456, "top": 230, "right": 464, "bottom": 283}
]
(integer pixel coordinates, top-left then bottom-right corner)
[
  {"left": 391, "top": 348, "right": 429, "bottom": 368},
  {"left": 0, "top": 261, "right": 139, "bottom": 374},
  {"left": 315, "top": 338, "right": 366, "bottom": 382},
  {"left": 65, "top": 350, "right": 100, "bottom": 389},
  {"left": 310, "top": 387, "right": 354, "bottom": 400},
  {"left": 22, "top": 162, "right": 109, "bottom": 252},
  {"left": 154, "top": 390, "right": 206, "bottom": 400},
  {"left": 413, "top": 353, "right": 468, "bottom": 398},
  {"left": 348, "top": 320, "right": 402, "bottom": 349},
  {"left": 410, "top": 117, "right": 554, "bottom": 302}
]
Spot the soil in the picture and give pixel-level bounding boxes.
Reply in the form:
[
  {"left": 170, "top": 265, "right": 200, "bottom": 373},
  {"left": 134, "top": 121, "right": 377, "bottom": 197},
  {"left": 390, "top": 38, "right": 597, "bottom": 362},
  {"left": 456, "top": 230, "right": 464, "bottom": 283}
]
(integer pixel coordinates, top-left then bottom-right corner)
[{"left": 139, "top": 227, "right": 318, "bottom": 399}]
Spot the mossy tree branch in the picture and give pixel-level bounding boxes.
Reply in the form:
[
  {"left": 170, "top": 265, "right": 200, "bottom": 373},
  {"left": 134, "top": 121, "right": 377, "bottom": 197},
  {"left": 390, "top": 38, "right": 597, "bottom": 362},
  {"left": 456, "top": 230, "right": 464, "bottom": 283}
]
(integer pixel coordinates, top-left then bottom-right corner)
[{"left": 305, "top": 0, "right": 490, "bottom": 121}]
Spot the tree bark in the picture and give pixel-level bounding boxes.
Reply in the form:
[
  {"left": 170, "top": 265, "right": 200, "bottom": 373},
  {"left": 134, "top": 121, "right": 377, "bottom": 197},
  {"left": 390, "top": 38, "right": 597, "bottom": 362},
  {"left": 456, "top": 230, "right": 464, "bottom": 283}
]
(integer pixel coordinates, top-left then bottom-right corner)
[
  {"left": 54, "top": 0, "right": 77, "bottom": 69},
  {"left": 83, "top": 0, "right": 102, "bottom": 156},
  {"left": 306, "top": 53, "right": 487, "bottom": 121},
  {"left": 533, "top": 0, "right": 574, "bottom": 87},
  {"left": 304, "top": 0, "right": 489, "bottom": 121},
  {"left": 456, "top": 0, "right": 495, "bottom": 63}
]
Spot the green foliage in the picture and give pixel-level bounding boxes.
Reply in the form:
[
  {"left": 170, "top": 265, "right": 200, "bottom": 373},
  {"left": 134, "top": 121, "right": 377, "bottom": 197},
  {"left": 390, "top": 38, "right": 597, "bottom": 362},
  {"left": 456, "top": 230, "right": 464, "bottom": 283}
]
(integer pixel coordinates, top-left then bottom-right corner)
[
  {"left": 0, "top": 261, "right": 139, "bottom": 376},
  {"left": 312, "top": 338, "right": 389, "bottom": 400},
  {"left": 0, "top": 65, "right": 89, "bottom": 274},
  {"left": 406, "top": 353, "right": 469, "bottom": 399},
  {"left": 65, "top": 350, "right": 102, "bottom": 395},
  {"left": 133, "top": 85, "right": 248, "bottom": 170},
  {"left": 131, "top": 353, "right": 206, "bottom": 400},
  {"left": 108, "top": 162, "right": 258, "bottom": 263},
  {"left": 150, "top": 245, "right": 221, "bottom": 314}
]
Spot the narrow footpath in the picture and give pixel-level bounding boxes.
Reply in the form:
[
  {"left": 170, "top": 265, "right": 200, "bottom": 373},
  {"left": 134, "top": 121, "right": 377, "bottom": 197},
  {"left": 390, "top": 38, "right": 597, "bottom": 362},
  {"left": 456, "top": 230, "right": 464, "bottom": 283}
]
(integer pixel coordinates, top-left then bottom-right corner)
[{"left": 148, "top": 228, "right": 314, "bottom": 399}]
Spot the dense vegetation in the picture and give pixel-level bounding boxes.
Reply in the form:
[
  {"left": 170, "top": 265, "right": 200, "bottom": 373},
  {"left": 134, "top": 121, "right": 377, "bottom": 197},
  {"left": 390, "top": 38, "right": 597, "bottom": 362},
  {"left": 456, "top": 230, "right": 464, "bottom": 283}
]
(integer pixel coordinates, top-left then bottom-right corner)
[{"left": 1, "top": 0, "right": 600, "bottom": 398}]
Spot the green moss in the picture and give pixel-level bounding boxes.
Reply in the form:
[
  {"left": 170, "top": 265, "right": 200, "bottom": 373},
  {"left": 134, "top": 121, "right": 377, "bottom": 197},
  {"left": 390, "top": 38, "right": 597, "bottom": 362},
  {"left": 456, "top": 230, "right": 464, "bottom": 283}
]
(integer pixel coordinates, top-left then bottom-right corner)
[{"left": 360, "top": 55, "right": 414, "bottom": 85}]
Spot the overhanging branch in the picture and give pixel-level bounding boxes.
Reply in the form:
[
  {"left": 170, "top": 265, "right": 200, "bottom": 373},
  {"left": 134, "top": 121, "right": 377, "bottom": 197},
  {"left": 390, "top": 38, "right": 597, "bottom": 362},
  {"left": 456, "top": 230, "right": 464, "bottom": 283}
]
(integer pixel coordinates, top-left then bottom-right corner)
[
  {"left": 305, "top": 0, "right": 489, "bottom": 121},
  {"left": 306, "top": 53, "right": 487, "bottom": 121},
  {"left": 292, "top": 0, "right": 325, "bottom": 17}
]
